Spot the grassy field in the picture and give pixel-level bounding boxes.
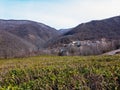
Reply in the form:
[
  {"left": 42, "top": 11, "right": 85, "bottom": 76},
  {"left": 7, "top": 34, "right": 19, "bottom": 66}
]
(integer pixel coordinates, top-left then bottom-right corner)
[{"left": 0, "top": 55, "right": 120, "bottom": 90}]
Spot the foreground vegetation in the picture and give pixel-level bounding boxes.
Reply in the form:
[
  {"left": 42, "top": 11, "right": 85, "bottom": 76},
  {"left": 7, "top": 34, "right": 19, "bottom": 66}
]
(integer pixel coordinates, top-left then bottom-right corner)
[{"left": 0, "top": 55, "right": 120, "bottom": 90}]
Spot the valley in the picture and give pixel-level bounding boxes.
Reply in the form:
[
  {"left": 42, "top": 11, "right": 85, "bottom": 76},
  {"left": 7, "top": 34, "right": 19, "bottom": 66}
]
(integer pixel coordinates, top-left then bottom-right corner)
[{"left": 1, "top": 16, "right": 120, "bottom": 58}]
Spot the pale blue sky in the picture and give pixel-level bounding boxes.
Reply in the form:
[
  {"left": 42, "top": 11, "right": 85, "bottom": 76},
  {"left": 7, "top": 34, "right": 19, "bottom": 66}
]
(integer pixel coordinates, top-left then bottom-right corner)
[{"left": 0, "top": 0, "right": 120, "bottom": 29}]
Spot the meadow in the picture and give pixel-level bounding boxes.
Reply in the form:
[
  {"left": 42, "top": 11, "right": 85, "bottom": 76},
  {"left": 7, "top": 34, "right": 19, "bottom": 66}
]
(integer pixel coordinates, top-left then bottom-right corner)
[{"left": 0, "top": 55, "right": 120, "bottom": 90}]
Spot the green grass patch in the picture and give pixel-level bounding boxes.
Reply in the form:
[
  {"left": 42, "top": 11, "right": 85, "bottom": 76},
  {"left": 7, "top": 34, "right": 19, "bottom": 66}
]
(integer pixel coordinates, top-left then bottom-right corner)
[{"left": 0, "top": 55, "right": 120, "bottom": 90}]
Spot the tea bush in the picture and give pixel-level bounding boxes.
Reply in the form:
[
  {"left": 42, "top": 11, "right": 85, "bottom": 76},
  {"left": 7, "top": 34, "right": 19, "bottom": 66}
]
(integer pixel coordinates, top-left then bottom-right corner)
[{"left": 0, "top": 55, "right": 120, "bottom": 90}]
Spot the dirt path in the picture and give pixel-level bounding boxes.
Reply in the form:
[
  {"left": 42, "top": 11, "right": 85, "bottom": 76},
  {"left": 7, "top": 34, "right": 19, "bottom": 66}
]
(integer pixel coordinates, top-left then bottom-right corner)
[{"left": 103, "top": 49, "right": 120, "bottom": 55}]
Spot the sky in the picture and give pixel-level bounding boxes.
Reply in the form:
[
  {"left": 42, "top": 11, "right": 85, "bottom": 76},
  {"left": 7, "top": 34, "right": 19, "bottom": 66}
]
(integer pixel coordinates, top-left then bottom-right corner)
[{"left": 0, "top": 0, "right": 120, "bottom": 29}]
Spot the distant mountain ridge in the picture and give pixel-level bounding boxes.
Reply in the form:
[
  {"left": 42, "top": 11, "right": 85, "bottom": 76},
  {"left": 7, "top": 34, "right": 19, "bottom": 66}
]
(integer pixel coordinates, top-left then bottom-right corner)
[{"left": 59, "top": 28, "right": 72, "bottom": 34}]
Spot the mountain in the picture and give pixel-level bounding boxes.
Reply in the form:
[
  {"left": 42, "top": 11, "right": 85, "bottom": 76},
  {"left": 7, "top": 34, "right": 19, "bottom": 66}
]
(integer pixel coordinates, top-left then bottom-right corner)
[
  {"left": 0, "top": 20, "right": 58, "bottom": 48},
  {"left": 45, "top": 16, "right": 120, "bottom": 56},
  {"left": 59, "top": 28, "right": 72, "bottom": 34},
  {"left": 64, "top": 16, "right": 120, "bottom": 40},
  {"left": 1, "top": 16, "right": 120, "bottom": 57},
  {"left": 47, "top": 16, "right": 120, "bottom": 48},
  {"left": 0, "top": 31, "right": 37, "bottom": 58},
  {"left": 0, "top": 20, "right": 58, "bottom": 58}
]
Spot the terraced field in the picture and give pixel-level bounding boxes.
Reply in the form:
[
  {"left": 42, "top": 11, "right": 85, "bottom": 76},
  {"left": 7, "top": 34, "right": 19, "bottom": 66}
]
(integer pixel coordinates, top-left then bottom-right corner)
[{"left": 0, "top": 55, "right": 120, "bottom": 90}]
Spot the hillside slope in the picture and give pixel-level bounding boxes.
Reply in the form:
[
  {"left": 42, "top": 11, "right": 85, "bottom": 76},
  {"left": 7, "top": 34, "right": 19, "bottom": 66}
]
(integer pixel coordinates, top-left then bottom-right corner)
[
  {"left": 64, "top": 16, "right": 120, "bottom": 40},
  {"left": 0, "top": 20, "right": 59, "bottom": 58},
  {"left": 0, "top": 20, "right": 58, "bottom": 48},
  {"left": 0, "top": 31, "right": 37, "bottom": 58},
  {"left": 46, "top": 16, "right": 120, "bottom": 48}
]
